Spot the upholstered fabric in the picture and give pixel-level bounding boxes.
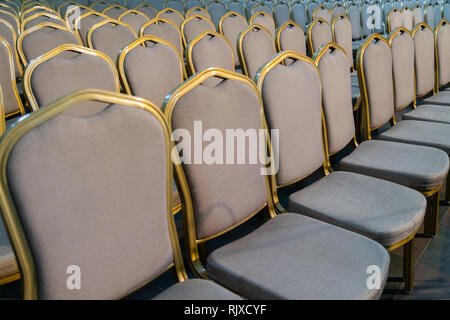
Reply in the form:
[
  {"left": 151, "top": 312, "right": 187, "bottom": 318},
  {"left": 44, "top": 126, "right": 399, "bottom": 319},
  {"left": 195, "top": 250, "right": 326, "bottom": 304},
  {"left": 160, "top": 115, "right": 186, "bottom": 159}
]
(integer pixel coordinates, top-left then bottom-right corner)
[
  {"left": 273, "top": 3, "right": 290, "bottom": 28},
  {"left": 389, "top": 10, "right": 403, "bottom": 32},
  {"left": 314, "top": 7, "right": 331, "bottom": 23},
  {"left": 78, "top": 14, "right": 107, "bottom": 46},
  {"left": 0, "top": 11, "right": 18, "bottom": 33},
  {"left": 119, "top": 12, "right": 149, "bottom": 35},
  {"left": 153, "top": 279, "right": 243, "bottom": 300},
  {"left": 241, "top": 26, "right": 275, "bottom": 80},
  {"left": 288, "top": 171, "right": 426, "bottom": 247},
  {"left": 341, "top": 139, "right": 449, "bottom": 192},
  {"left": 332, "top": 16, "right": 353, "bottom": 69},
  {"left": 251, "top": 13, "right": 275, "bottom": 39},
  {"left": 413, "top": 26, "right": 435, "bottom": 96},
  {"left": 227, "top": 1, "right": 245, "bottom": 17},
  {"left": 142, "top": 20, "right": 182, "bottom": 58},
  {"left": 436, "top": 22, "right": 450, "bottom": 87},
  {"left": 278, "top": 23, "right": 306, "bottom": 56},
  {"left": 207, "top": 1, "right": 226, "bottom": 28},
  {"left": 158, "top": 10, "right": 184, "bottom": 27},
  {"left": 135, "top": 4, "right": 158, "bottom": 19},
  {"left": 207, "top": 212, "right": 389, "bottom": 299},
  {"left": 402, "top": 8, "right": 413, "bottom": 30},
  {"left": 21, "top": 26, "right": 80, "bottom": 63},
  {"left": 413, "top": 6, "right": 424, "bottom": 25},
  {"left": 332, "top": 5, "right": 346, "bottom": 17},
  {"left": 310, "top": 19, "right": 332, "bottom": 53},
  {"left": 187, "top": 7, "right": 211, "bottom": 20},
  {"left": 90, "top": 22, "right": 136, "bottom": 64},
  {"left": 291, "top": 2, "right": 307, "bottom": 31},
  {"left": 183, "top": 17, "right": 215, "bottom": 45},
  {"left": 7, "top": 104, "right": 173, "bottom": 299},
  {"left": 30, "top": 51, "right": 117, "bottom": 113},
  {"left": 0, "top": 218, "right": 18, "bottom": 280},
  {"left": 0, "top": 40, "right": 21, "bottom": 115},
  {"left": 149, "top": 0, "right": 164, "bottom": 12},
  {"left": 362, "top": 38, "right": 395, "bottom": 129},
  {"left": 190, "top": 33, "right": 234, "bottom": 73},
  {"left": 0, "top": 21, "right": 20, "bottom": 78},
  {"left": 261, "top": 58, "right": 324, "bottom": 186},
  {"left": 104, "top": 7, "right": 127, "bottom": 19},
  {"left": 123, "top": 42, "right": 182, "bottom": 108},
  {"left": 390, "top": 30, "right": 415, "bottom": 110},
  {"left": 403, "top": 105, "right": 450, "bottom": 124},
  {"left": 379, "top": 120, "right": 450, "bottom": 154},
  {"left": 165, "top": 0, "right": 184, "bottom": 14},
  {"left": 220, "top": 13, "right": 247, "bottom": 67},
  {"left": 423, "top": 91, "right": 450, "bottom": 106},
  {"left": 22, "top": 16, "right": 66, "bottom": 31}
]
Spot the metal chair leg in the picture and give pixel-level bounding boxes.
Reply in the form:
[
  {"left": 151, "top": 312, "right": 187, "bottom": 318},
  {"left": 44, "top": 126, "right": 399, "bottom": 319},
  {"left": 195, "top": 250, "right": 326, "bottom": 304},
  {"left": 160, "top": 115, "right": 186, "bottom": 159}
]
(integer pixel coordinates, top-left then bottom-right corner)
[
  {"left": 424, "top": 191, "right": 439, "bottom": 236},
  {"left": 403, "top": 239, "right": 414, "bottom": 292}
]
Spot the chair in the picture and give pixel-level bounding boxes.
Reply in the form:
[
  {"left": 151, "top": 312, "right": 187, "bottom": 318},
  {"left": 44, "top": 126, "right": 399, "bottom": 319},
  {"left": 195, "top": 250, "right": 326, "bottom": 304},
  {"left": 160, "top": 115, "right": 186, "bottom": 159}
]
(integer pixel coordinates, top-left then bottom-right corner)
[
  {"left": 432, "top": 19, "right": 449, "bottom": 93},
  {"left": 237, "top": 24, "right": 276, "bottom": 80},
  {"left": 156, "top": 8, "right": 184, "bottom": 27},
  {"left": 312, "top": 4, "right": 331, "bottom": 23},
  {"left": 207, "top": 0, "right": 226, "bottom": 29},
  {"left": 22, "top": 44, "right": 120, "bottom": 111},
  {"left": 180, "top": 14, "right": 215, "bottom": 47},
  {"left": 347, "top": 3, "right": 362, "bottom": 41},
  {"left": 388, "top": 7, "right": 403, "bottom": 33},
  {"left": 186, "top": 6, "right": 212, "bottom": 20},
  {"left": 424, "top": 3, "right": 435, "bottom": 28},
  {"left": 118, "top": 35, "right": 184, "bottom": 108},
  {"left": 402, "top": 6, "right": 413, "bottom": 30},
  {"left": 149, "top": 0, "right": 165, "bottom": 12},
  {"left": 226, "top": 0, "right": 245, "bottom": 17},
  {"left": 219, "top": 11, "right": 247, "bottom": 68},
  {"left": 140, "top": 17, "right": 183, "bottom": 60},
  {"left": 307, "top": 18, "right": 332, "bottom": 54},
  {"left": 186, "top": 30, "right": 234, "bottom": 75},
  {"left": 291, "top": 0, "right": 307, "bottom": 31},
  {"left": 0, "top": 88, "right": 242, "bottom": 300},
  {"left": 165, "top": 0, "right": 185, "bottom": 14},
  {"left": 17, "top": 22, "right": 82, "bottom": 67},
  {"left": 91, "top": 0, "right": 110, "bottom": 13},
  {"left": 332, "top": 14, "right": 353, "bottom": 71},
  {"left": 87, "top": 19, "right": 137, "bottom": 65},
  {"left": 185, "top": 1, "right": 203, "bottom": 12},
  {"left": 257, "top": 47, "right": 426, "bottom": 293},
  {"left": 21, "top": 12, "right": 66, "bottom": 32},
  {"left": 412, "top": 4, "right": 424, "bottom": 25},
  {"left": 331, "top": 3, "right": 346, "bottom": 17},
  {"left": 74, "top": 11, "right": 109, "bottom": 46},
  {"left": 0, "top": 10, "right": 19, "bottom": 34},
  {"left": 249, "top": 11, "right": 276, "bottom": 40},
  {"left": 275, "top": 21, "right": 306, "bottom": 56},
  {"left": 273, "top": 2, "right": 291, "bottom": 28},
  {"left": 306, "top": 0, "right": 319, "bottom": 23},
  {"left": 244, "top": 0, "right": 258, "bottom": 20},
  {"left": 0, "top": 19, "right": 21, "bottom": 78},
  {"left": 163, "top": 66, "right": 390, "bottom": 299},
  {"left": 133, "top": 3, "right": 158, "bottom": 20},
  {"left": 21, "top": 5, "right": 58, "bottom": 21},
  {"left": 118, "top": 9, "right": 150, "bottom": 35},
  {"left": 102, "top": 4, "right": 128, "bottom": 20}
]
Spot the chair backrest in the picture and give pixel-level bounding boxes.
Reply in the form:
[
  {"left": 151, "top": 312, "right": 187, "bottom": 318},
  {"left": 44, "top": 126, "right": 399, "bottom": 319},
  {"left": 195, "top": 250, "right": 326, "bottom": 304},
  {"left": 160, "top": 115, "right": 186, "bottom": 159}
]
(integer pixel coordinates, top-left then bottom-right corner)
[
  {"left": 21, "top": 12, "right": 66, "bottom": 32},
  {"left": 332, "top": 14, "right": 353, "bottom": 69},
  {"left": 237, "top": 24, "right": 276, "bottom": 80},
  {"left": 402, "top": 6, "right": 413, "bottom": 30},
  {"left": 117, "top": 10, "right": 149, "bottom": 35},
  {"left": 313, "top": 4, "right": 331, "bottom": 23},
  {"left": 435, "top": 19, "right": 449, "bottom": 89},
  {"left": 163, "top": 68, "right": 271, "bottom": 246},
  {"left": 255, "top": 51, "right": 326, "bottom": 187},
  {"left": 273, "top": 2, "right": 291, "bottom": 28},
  {"left": 315, "top": 43, "right": 355, "bottom": 156},
  {"left": 424, "top": 3, "right": 435, "bottom": 28},
  {"left": 0, "top": 89, "right": 186, "bottom": 299},
  {"left": 102, "top": 4, "right": 128, "bottom": 19},
  {"left": 219, "top": 11, "right": 247, "bottom": 67},
  {"left": 74, "top": 11, "right": 108, "bottom": 46},
  {"left": 64, "top": 5, "right": 92, "bottom": 30},
  {"left": 87, "top": 19, "right": 137, "bottom": 64},
  {"left": 0, "top": 10, "right": 18, "bottom": 34},
  {"left": 18, "top": 22, "right": 82, "bottom": 67},
  {"left": 347, "top": 3, "right": 361, "bottom": 40},
  {"left": 186, "top": 6, "right": 212, "bottom": 20},
  {"left": 444, "top": 3, "right": 450, "bottom": 21},
  {"left": 22, "top": 6, "right": 57, "bottom": 21},
  {"left": 165, "top": 0, "right": 185, "bottom": 14},
  {"left": 23, "top": 44, "right": 120, "bottom": 112},
  {"left": 249, "top": 11, "right": 276, "bottom": 39},
  {"left": 156, "top": 8, "right": 184, "bottom": 27},
  {"left": 388, "top": 7, "right": 403, "bottom": 33},
  {"left": 245, "top": 0, "right": 258, "bottom": 20},
  {"left": 180, "top": 14, "right": 215, "bottom": 47},
  {"left": 276, "top": 21, "right": 306, "bottom": 57},
  {"left": 291, "top": 0, "right": 307, "bottom": 31},
  {"left": 0, "top": 36, "right": 24, "bottom": 116},
  {"left": 306, "top": 0, "right": 319, "bottom": 22},
  {"left": 411, "top": 22, "right": 435, "bottom": 97},
  {"left": 91, "top": 0, "right": 110, "bottom": 12},
  {"left": 433, "top": 3, "right": 441, "bottom": 28},
  {"left": 133, "top": 3, "right": 158, "bottom": 20},
  {"left": 226, "top": 0, "right": 245, "bottom": 17},
  {"left": 186, "top": 30, "right": 234, "bottom": 75},
  {"left": 186, "top": 1, "right": 203, "bottom": 12},
  {"left": 149, "top": 0, "right": 164, "bottom": 12},
  {"left": 140, "top": 17, "right": 183, "bottom": 59},
  {"left": 308, "top": 18, "right": 332, "bottom": 54},
  {"left": 206, "top": 0, "right": 226, "bottom": 28},
  {"left": 118, "top": 36, "right": 183, "bottom": 108},
  {"left": 356, "top": 34, "right": 394, "bottom": 140},
  {"left": 331, "top": 3, "right": 346, "bottom": 17},
  {"left": 389, "top": 27, "right": 415, "bottom": 111},
  {"left": 0, "top": 19, "right": 21, "bottom": 78},
  {"left": 412, "top": 4, "right": 424, "bottom": 25}
]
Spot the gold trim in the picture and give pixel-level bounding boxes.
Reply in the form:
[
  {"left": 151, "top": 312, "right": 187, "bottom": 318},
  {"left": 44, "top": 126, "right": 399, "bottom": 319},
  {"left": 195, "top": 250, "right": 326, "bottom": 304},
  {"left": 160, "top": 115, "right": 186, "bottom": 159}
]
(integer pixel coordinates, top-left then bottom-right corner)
[
  {"left": 17, "top": 22, "right": 83, "bottom": 67},
  {"left": 387, "top": 7, "right": 401, "bottom": 34},
  {"left": 0, "top": 9, "right": 20, "bottom": 33},
  {"left": 0, "top": 3, "right": 18, "bottom": 16},
  {"left": 133, "top": 3, "right": 158, "bottom": 13},
  {"left": 434, "top": 19, "right": 449, "bottom": 92},
  {"left": 101, "top": 4, "right": 128, "bottom": 16},
  {"left": 86, "top": 18, "right": 137, "bottom": 51},
  {"left": 218, "top": 10, "right": 247, "bottom": 36},
  {"left": 21, "top": 12, "right": 65, "bottom": 33},
  {"left": 139, "top": 17, "right": 183, "bottom": 59},
  {"left": 0, "top": 272, "right": 21, "bottom": 286},
  {"left": 307, "top": 17, "right": 331, "bottom": 54},
  {"left": 272, "top": 2, "right": 290, "bottom": 30},
  {"left": 275, "top": 20, "right": 304, "bottom": 52},
  {"left": 0, "top": 18, "right": 22, "bottom": 77},
  {"left": 90, "top": 0, "right": 109, "bottom": 10},
  {"left": 186, "top": 30, "right": 234, "bottom": 75},
  {"left": 411, "top": 22, "right": 435, "bottom": 97},
  {"left": 249, "top": 10, "right": 274, "bottom": 27},
  {"left": 117, "top": 9, "right": 150, "bottom": 23},
  {"left": 312, "top": 4, "right": 331, "bottom": 22},
  {"left": 21, "top": 5, "right": 58, "bottom": 21},
  {"left": 22, "top": 44, "right": 121, "bottom": 111},
  {"left": 156, "top": 7, "right": 185, "bottom": 24},
  {"left": 0, "top": 85, "right": 5, "bottom": 135},
  {"left": 180, "top": 14, "right": 215, "bottom": 47},
  {"left": 73, "top": 11, "right": 109, "bottom": 44},
  {"left": 56, "top": 1, "right": 78, "bottom": 16},
  {"left": 186, "top": 6, "right": 210, "bottom": 19}
]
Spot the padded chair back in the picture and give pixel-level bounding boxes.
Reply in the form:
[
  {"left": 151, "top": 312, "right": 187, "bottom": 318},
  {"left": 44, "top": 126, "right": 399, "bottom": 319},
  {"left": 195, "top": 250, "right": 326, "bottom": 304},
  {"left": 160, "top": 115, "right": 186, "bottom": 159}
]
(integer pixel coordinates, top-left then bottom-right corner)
[
  {"left": 21, "top": 6, "right": 57, "bottom": 21},
  {"left": 347, "top": 3, "right": 361, "bottom": 40},
  {"left": 0, "top": 19, "right": 21, "bottom": 78},
  {"left": 18, "top": 22, "right": 82, "bottom": 66},
  {"left": 412, "top": 4, "right": 424, "bottom": 25},
  {"left": 141, "top": 17, "right": 183, "bottom": 59},
  {"left": 186, "top": 6, "right": 212, "bottom": 20},
  {"left": 357, "top": 34, "right": 394, "bottom": 138},
  {"left": 389, "top": 27, "right": 415, "bottom": 111},
  {"left": 402, "top": 6, "right": 413, "bottom": 31},
  {"left": 255, "top": 51, "right": 325, "bottom": 187},
  {"left": 118, "top": 10, "right": 150, "bottom": 35},
  {"left": 273, "top": 2, "right": 291, "bottom": 28},
  {"left": 433, "top": 4, "right": 441, "bottom": 28},
  {"left": 207, "top": 1, "right": 226, "bottom": 28},
  {"left": 118, "top": 36, "right": 183, "bottom": 108},
  {"left": 331, "top": 4, "right": 346, "bottom": 17},
  {"left": 424, "top": 4, "right": 435, "bottom": 28},
  {"left": 157, "top": 8, "right": 184, "bottom": 27},
  {"left": 315, "top": 44, "right": 355, "bottom": 155},
  {"left": 444, "top": 3, "right": 450, "bottom": 21},
  {"left": 412, "top": 23, "right": 435, "bottom": 97},
  {"left": 0, "top": 36, "right": 24, "bottom": 116},
  {"left": 313, "top": 5, "right": 331, "bottom": 23},
  {"left": 102, "top": 5, "right": 127, "bottom": 19},
  {"left": 186, "top": 1, "right": 204, "bottom": 12},
  {"left": 23, "top": 44, "right": 120, "bottom": 112},
  {"left": 435, "top": 20, "right": 450, "bottom": 88},
  {"left": 276, "top": 21, "right": 306, "bottom": 57},
  {"left": 332, "top": 14, "right": 353, "bottom": 69},
  {"left": 75, "top": 12, "right": 108, "bottom": 46},
  {"left": 133, "top": 3, "right": 158, "bottom": 20},
  {"left": 181, "top": 15, "right": 215, "bottom": 47},
  {"left": 291, "top": 0, "right": 307, "bottom": 31},
  {"left": 0, "top": 89, "right": 184, "bottom": 299},
  {"left": 238, "top": 24, "right": 276, "bottom": 80},
  {"left": 164, "top": 68, "right": 269, "bottom": 241},
  {"left": 219, "top": 12, "right": 247, "bottom": 67},
  {"left": 226, "top": 1, "right": 245, "bottom": 17},
  {"left": 165, "top": 0, "right": 185, "bottom": 14},
  {"left": 149, "top": 0, "right": 164, "bottom": 12},
  {"left": 249, "top": 11, "right": 275, "bottom": 40},
  {"left": 388, "top": 7, "right": 403, "bottom": 33},
  {"left": 308, "top": 18, "right": 332, "bottom": 54},
  {"left": 87, "top": 19, "right": 137, "bottom": 64},
  {"left": 0, "top": 10, "right": 18, "bottom": 34},
  {"left": 187, "top": 31, "right": 234, "bottom": 75},
  {"left": 306, "top": 1, "right": 319, "bottom": 22},
  {"left": 245, "top": 0, "right": 258, "bottom": 20},
  {"left": 91, "top": 0, "right": 110, "bottom": 12},
  {"left": 21, "top": 13, "right": 66, "bottom": 32}
]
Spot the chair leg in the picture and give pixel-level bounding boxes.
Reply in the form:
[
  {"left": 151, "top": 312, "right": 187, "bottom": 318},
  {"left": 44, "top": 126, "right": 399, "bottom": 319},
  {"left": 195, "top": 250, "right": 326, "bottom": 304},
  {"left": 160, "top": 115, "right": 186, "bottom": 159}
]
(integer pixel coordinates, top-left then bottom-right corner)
[
  {"left": 446, "top": 175, "right": 449, "bottom": 202},
  {"left": 403, "top": 239, "right": 414, "bottom": 293},
  {"left": 424, "top": 191, "right": 440, "bottom": 236}
]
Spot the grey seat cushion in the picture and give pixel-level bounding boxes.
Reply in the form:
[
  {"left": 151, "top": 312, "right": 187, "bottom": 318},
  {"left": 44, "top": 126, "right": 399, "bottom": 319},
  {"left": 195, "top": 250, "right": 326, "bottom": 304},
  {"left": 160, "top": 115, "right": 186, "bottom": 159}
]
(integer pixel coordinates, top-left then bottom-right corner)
[
  {"left": 340, "top": 140, "right": 449, "bottom": 192},
  {"left": 0, "top": 218, "right": 19, "bottom": 279},
  {"left": 153, "top": 279, "right": 243, "bottom": 300},
  {"left": 288, "top": 171, "right": 426, "bottom": 247},
  {"left": 423, "top": 91, "right": 450, "bottom": 106},
  {"left": 403, "top": 105, "right": 450, "bottom": 124},
  {"left": 378, "top": 120, "right": 450, "bottom": 154},
  {"left": 207, "top": 213, "right": 390, "bottom": 299}
]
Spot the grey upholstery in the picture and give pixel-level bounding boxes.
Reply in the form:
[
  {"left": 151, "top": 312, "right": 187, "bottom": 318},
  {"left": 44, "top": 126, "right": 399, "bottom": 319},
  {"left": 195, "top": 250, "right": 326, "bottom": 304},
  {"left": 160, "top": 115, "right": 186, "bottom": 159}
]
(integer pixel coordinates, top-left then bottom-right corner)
[
  {"left": 22, "top": 15, "right": 66, "bottom": 31},
  {"left": 103, "top": 6, "right": 127, "bottom": 19},
  {"left": 288, "top": 171, "right": 426, "bottom": 247},
  {"left": 189, "top": 32, "right": 234, "bottom": 73},
  {"left": 158, "top": 9, "right": 184, "bottom": 27},
  {"left": 273, "top": 3, "right": 290, "bottom": 28},
  {"left": 153, "top": 279, "right": 242, "bottom": 300},
  {"left": 403, "top": 105, "right": 450, "bottom": 124},
  {"left": 332, "top": 15, "right": 353, "bottom": 69},
  {"left": 0, "top": 20, "right": 21, "bottom": 78},
  {"left": 123, "top": 41, "right": 182, "bottom": 108},
  {"left": 435, "top": 21, "right": 449, "bottom": 87},
  {"left": 348, "top": 5, "right": 361, "bottom": 40},
  {"left": 291, "top": 1, "right": 307, "bottom": 31},
  {"left": 277, "top": 22, "right": 306, "bottom": 56},
  {"left": 341, "top": 140, "right": 449, "bottom": 192},
  {"left": 186, "top": 7, "right": 211, "bottom": 20},
  {"left": 207, "top": 213, "right": 389, "bottom": 299},
  {"left": 250, "top": 12, "right": 275, "bottom": 39},
  {"left": 309, "top": 19, "right": 332, "bottom": 53},
  {"left": 379, "top": 120, "right": 450, "bottom": 155},
  {"left": 182, "top": 16, "right": 215, "bottom": 45},
  {"left": 0, "top": 11, "right": 18, "bottom": 33},
  {"left": 389, "top": 9, "right": 403, "bottom": 32},
  {"left": 227, "top": 1, "right": 245, "bottom": 17},
  {"left": 134, "top": 4, "right": 158, "bottom": 20},
  {"left": 314, "top": 6, "right": 331, "bottom": 23},
  {"left": 0, "top": 218, "right": 18, "bottom": 280},
  {"left": 77, "top": 13, "right": 107, "bottom": 46},
  {"left": 413, "top": 25, "right": 435, "bottom": 96},
  {"left": 208, "top": 1, "right": 226, "bottom": 29},
  {"left": 423, "top": 91, "right": 450, "bottom": 106},
  {"left": 412, "top": 5, "right": 424, "bottom": 25},
  {"left": 119, "top": 11, "right": 149, "bottom": 35},
  {"left": 0, "top": 38, "right": 21, "bottom": 115},
  {"left": 142, "top": 19, "right": 183, "bottom": 58},
  {"left": 402, "top": 7, "right": 413, "bottom": 30},
  {"left": 219, "top": 13, "right": 247, "bottom": 67}
]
